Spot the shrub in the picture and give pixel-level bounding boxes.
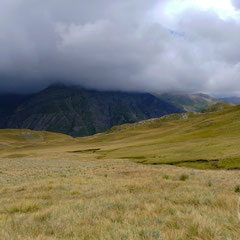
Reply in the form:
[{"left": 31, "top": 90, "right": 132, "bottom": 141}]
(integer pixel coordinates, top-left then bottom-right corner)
[
  {"left": 234, "top": 185, "right": 240, "bottom": 193},
  {"left": 208, "top": 181, "right": 212, "bottom": 187},
  {"left": 179, "top": 174, "right": 189, "bottom": 181},
  {"left": 163, "top": 175, "right": 169, "bottom": 180}
]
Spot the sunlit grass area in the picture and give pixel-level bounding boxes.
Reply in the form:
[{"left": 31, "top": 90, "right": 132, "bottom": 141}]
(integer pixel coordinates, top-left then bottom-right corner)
[{"left": 0, "top": 155, "right": 240, "bottom": 239}]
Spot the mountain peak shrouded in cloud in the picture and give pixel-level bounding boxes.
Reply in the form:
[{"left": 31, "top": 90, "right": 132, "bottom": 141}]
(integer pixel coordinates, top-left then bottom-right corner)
[{"left": 0, "top": 0, "right": 240, "bottom": 95}]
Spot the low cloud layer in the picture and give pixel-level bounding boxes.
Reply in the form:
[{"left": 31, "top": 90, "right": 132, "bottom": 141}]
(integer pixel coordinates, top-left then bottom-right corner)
[{"left": 0, "top": 0, "right": 240, "bottom": 95}]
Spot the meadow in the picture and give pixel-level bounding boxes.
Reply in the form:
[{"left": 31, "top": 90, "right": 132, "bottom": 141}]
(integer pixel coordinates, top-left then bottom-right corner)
[{"left": 0, "top": 103, "right": 240, "bottom": 239}]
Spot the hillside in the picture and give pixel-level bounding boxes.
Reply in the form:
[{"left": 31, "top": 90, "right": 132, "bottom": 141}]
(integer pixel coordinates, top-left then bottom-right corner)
[
  {"left": 72, "top": 103, "right": 240, "bottom": 170},
  {"left": 0, "top": 129, "right": 73, "bottom": 158},
  {"left": 2, "top": 103, "right": 240, "bottom": 170},
  {"left": 156, "top": 92, "right": 218, "bottom": 112},
  {"left": 0, "top": 85, "right": 182, "bottom": 137},
  {"left": 0, "top": 94, "right": 31, "bottom": 117}
]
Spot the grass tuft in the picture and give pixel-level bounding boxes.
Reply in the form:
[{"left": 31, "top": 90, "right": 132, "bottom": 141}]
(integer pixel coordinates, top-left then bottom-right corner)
[
  {"left": 163, "top": 175, "right": 169, "bottom": 180},
  {"left": 6, "top": 201, "right": 41, "bottom": 214},
  {"left": 234, "top": 185, "right": 240, "bottom": 193},
  {"left": 179, "top": 174, "right": 189, "bottom": 181}
]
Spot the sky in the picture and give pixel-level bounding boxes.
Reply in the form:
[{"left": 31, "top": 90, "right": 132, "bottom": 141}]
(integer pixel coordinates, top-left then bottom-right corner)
[{"left": 0, "top": 0, "right": 240, "bottom": 96}]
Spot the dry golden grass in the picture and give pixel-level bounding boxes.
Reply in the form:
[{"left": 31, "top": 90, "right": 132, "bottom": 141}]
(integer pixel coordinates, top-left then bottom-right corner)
[
  {"left": 0, "top": 151, "right": 240, "bottom": 239},
  {"left": 1, "top": 105, "right": 240, "bottom": 239}
]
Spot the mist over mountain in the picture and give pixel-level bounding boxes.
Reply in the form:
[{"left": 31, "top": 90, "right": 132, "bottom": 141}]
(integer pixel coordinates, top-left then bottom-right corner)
[
  {"left": 0, "top": 0, "right": 240, "bottom": 95},
  {"left": 218, "top": 96, "right": 240, "bottom": 105}
]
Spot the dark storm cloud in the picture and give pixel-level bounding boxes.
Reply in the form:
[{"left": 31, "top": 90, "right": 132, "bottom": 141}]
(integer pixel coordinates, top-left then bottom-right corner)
[{"left": 0, "top": 0, "right": 240, "bottom": 95}]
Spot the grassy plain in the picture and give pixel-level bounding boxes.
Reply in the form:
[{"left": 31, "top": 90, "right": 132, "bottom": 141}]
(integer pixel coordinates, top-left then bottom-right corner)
[
  {"left": 1, "top": 154, "right": 240, "bottom": 239},
  {"left": 0, "top": 104, "right": 240, "bottom": 239}
]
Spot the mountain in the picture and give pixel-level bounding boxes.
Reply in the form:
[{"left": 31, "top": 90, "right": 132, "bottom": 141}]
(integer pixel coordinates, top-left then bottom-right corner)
[
  {"left": 217, "top": 96, "right": 240, "bottom": 105},
  {"left": 0, "top": 94, "right": 31, "bottom": 117},
  {"left": 155, "top": 92, "right": 218, "bottom": 112},
  {"left": 0, "top": 85, "right": 183, "bottom": 137}
]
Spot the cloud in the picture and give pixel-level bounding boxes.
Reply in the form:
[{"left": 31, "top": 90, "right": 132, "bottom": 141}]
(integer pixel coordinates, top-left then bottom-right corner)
[
  {"left": 231, "top": 0, "right": 240, "bottom": 10},
  {"left": 0, "top": 0, "right": 240, "bottom": 96}
]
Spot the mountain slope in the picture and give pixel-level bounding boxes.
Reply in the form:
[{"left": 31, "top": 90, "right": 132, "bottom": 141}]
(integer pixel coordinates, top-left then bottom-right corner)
[
  {"left": 0, "top": 85, "right": 182, "bottom": 137},
  {"left": 156, "top": 92, "right": 218, "bottom": 112},
  {"left": 71, "top": 103, "right": 240, "bottom": 170},
  {"left": 0, "top": 94, "right": 31, "bottom": 117}
]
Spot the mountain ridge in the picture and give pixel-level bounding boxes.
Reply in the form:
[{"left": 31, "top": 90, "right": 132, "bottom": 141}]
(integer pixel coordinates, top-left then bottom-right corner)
[
  {"left": 0, "top": 85, "right": 183, "bottom": 137},
  {"left": 155, "top": 92, "right": 218, "bottom": 112}
]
